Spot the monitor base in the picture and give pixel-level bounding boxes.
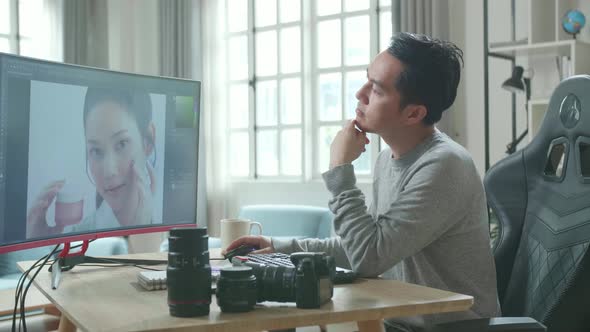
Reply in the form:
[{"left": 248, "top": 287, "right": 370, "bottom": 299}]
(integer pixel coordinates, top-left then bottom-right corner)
[{"left": 49, "top": 240, "right": 167, "bottom": 289}]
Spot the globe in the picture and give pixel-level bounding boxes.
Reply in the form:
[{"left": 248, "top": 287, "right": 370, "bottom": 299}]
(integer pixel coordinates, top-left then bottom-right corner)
[{"left": 562, "top": 10, "right": 586, "bottom": 37}]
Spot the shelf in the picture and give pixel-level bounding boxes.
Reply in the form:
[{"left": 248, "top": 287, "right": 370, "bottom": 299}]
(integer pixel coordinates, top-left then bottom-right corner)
[
  {"left": 528, "top": 101, "right": 550, "bottom": 141},
  {"left": 484, "top": 0, "right": 590, "bottom": 168},
  {"left": 529, "top": 98, "right": 550, "bottom": 106},
  {"left": 488, "top": 40, "right": 581, "bottom": 58}
]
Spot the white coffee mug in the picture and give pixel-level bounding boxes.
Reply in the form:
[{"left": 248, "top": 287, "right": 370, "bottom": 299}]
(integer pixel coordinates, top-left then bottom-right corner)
[{"left": 220, "top": 218, "right": 263, "bottom": 250}]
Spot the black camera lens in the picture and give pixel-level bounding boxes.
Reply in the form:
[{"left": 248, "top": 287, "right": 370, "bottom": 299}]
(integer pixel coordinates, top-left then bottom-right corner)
[
  {"left": 167, "top": 227, "right": 211, "bottom": 317},
  {"left": 252, "top": 265, "right": 297, "bottom": 303},
  {"left": 216, "top": 266, "right": 257, "bottom": 312}
]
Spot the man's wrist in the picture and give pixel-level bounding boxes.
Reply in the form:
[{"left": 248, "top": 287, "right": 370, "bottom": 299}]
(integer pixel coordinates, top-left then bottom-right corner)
[
  {"left": 322, "top": 164, "right": 357, "bottom": 195},
  {"left": 329, "top": 160, "right": 351, "bottom": 170}
]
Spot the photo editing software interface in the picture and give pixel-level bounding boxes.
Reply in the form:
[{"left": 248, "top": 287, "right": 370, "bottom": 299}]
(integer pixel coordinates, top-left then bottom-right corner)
[{"left": 0, "top": 53, "right": 201, "bottom": 249}]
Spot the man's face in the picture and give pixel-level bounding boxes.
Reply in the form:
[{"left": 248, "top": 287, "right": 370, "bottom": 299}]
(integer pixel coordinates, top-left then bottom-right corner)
[{"left": 354, "top": 51, "right": 407, "bottom": 136}]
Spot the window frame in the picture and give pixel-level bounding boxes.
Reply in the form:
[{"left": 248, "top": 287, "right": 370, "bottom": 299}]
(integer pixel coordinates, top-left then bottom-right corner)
[
  {"left": 311, "top": 0, "right": 382, "bottom": 178},
  {"left": 226, "top": 0, "right": 306, "bottom": 180},
  {"left": 0, "top": 0, "right": 19, "bottom": 54},
  {"left": 225, "top": 0, "right": 392, "bottom": 182}
]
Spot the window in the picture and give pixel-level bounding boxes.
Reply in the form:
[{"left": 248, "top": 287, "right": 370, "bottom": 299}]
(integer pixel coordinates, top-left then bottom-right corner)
[
  {"left": 226, "top": 0, "right": 392, "bottom": 180},
  {"left": 1, "top": 0, "right": 62, "bottom": 61},
  {"left": 0, "top": 0, "right": 18, "bottom": 53}
]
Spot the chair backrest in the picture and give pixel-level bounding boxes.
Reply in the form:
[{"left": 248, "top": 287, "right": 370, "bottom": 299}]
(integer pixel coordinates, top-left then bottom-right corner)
[
  {"left": 484, "top": 75, "right": 590, "bottom": 331},
  {"left": 238, "top": 204, "right": 333, "bottom": 239}
]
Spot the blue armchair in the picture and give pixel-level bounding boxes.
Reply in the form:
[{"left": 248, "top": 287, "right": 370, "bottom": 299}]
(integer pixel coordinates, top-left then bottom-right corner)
[
  {"left": 211, "top": 204, "right": 333, "bottom": 248},
  {"left": 237, "top": 204, "right": 333, "bottom": 240},
  {"left": 160, "top": 205, "right": 334, "bottom": 251}
]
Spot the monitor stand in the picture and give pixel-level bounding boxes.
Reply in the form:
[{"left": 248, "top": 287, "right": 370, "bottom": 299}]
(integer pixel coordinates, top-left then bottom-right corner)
[{"left": 49, "top": 240, "right": 167, "bottom": 289}]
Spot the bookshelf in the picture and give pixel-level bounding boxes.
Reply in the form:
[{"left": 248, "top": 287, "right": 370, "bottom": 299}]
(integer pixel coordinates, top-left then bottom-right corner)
[
  {"left": 528, "top": 98, "right": 550, "bottom": 140},
  {"left": 483, "top": 0, "right": 590, "bottom": 170}
]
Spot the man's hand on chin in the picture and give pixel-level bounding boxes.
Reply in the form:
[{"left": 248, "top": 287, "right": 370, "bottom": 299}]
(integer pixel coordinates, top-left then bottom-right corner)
[{"left": 329, "top": 120, "right": 370, "bottom": 169}]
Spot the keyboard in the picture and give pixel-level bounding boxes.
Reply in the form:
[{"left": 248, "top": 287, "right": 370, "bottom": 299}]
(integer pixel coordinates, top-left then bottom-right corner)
[
  {"left": 232, "top": 253, "right": 358, "bottom": 284},
  {"left": 232, "top": 252, "right": 295, "bottom": 267}
]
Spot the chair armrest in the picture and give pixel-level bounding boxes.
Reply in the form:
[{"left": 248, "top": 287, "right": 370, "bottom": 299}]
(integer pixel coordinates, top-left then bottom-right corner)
[{"left": 432, "top": 317, "right": 546, "bottom": 332}]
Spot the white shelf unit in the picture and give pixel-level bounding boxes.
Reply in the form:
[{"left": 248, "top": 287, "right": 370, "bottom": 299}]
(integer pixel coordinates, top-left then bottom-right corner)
[
  {"left": 486, "top": 0, "right": 590, "bottom": 151},
  {"left": 489, "top": 40, "right": 590, "bottom": 77},
  {"left": 528, "top": 99, "right": 550, "bottom": 141}
]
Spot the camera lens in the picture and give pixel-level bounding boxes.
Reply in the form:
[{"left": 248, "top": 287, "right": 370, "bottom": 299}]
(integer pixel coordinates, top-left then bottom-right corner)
[
  {"left": 252, "top": 265, "right": 297, "bottom": 303},
  {"left": 216, "top": 266, "right": 257, "bottom": 312},
  {"left": 167, "top": 227, "right": 211, "bottom": 317}
]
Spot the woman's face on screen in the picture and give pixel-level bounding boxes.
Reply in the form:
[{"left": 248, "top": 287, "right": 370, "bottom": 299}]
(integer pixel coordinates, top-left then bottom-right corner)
[{"left": 85, "top": 101, "right": 148, "bottom": 213}]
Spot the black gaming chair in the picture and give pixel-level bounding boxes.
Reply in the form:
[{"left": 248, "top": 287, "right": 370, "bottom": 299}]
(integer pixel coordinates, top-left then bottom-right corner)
[
  {"left": 437, "top": 75, "right": 590, "bottom": 331},
  {"left": 488, "top": 74, "right": 590, "bottom": 331}
]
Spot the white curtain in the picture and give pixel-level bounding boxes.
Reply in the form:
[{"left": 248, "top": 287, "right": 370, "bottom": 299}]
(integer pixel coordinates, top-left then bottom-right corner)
[
  {"left": 392, "top": 0, "right": 449, "bottom": 38},
  {"left": 63, "top": 0, "right": 108, "bottom": 67},
  {"left": 159, "top": 0, "right": 192, "bottom": 78},
  {"left": 201, "top": 0, "right": 229, "bottom": 237},
  {"left": 391, "top": 0, "right": 454, "bottom": 135},
  {"left": 159, "top": 0, "right": 208, "bottom": 230}
]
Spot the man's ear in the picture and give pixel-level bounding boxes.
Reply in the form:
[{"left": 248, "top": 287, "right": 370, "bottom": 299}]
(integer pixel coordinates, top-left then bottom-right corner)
[
  {"left": 144, "top": 122, "right": 156, "bottom": 155},
  {"left": 404, "top": 104, "right": 427, "bottom": 125}
]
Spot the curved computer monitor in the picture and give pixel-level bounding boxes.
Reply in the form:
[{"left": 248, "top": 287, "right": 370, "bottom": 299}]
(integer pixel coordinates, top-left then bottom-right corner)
[{"left": 0, "top": 53, "right": 200, "bottom": 254}]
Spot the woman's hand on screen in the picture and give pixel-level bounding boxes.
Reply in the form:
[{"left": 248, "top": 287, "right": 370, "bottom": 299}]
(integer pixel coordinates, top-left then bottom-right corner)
[
  {"left": 26, "top": 180, "right": 65, "bottom": 238},
  {"left": 222, "top": 235, "right": 274, "bottom": 256},
  {"left": 130, "top": 160, "right": 156, "bottom": 225}
]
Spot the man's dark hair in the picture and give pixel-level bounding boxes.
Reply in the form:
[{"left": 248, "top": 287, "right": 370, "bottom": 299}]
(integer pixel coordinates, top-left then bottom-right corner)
[{"left": 387, "top": 32, "right": 463, "bottom": 125}]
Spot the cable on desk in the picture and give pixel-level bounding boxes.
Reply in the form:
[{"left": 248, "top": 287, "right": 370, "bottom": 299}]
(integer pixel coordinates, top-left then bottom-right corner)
[
  {"left": 80, "top": 256, "right": 165, "bottom": 271},
  {"left": 13, "top": 244, "right": 59, "bottom": 332},
  {"left": 76, "top": 263, "right": 163, "bottom": 271},
  {"left": 12, "top": 240, "right": 93, "bottom": 332}
]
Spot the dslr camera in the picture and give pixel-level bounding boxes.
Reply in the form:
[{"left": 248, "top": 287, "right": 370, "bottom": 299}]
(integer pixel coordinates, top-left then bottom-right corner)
[{"left": 232, "top": 252, "right": 336, "bottom": 309}]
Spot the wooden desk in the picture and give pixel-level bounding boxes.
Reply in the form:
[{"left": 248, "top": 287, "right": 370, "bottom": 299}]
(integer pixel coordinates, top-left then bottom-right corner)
[
  {"left": 0, "top": 287, "right": 61, "bottom": 332},
  {"left": 0, "top": 287, "right": 54, "bottom": 317},
  {"left": 18, "top": 252, "right": 473, "bottom": 332}
]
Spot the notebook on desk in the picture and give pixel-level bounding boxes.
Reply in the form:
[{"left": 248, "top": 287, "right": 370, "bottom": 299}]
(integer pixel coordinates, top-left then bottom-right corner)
[{"left": 137, "top": 267, "right": 221, "bottom": 291}]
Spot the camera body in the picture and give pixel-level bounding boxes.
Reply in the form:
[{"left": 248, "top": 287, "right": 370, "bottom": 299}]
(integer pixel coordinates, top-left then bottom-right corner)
[
  {"left": 232, "top": 252, "right": 335, "bottom": 309},
  {"left": 292, "top": 252, "right": 335, "bottom": 308}
]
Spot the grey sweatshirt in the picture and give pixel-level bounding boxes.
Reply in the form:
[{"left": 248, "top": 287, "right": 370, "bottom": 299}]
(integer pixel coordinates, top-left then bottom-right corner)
[{"left": 273, "top": 130, "right": 500, "bottom": 331}]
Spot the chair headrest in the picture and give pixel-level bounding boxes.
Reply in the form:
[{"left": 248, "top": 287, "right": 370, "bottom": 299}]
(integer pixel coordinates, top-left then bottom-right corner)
[
  {"left": 533, "top": 75, "right": 590, "bottom": 144},
  {"left": 525, "top": 75, "right": 590, "bottom": 192}
]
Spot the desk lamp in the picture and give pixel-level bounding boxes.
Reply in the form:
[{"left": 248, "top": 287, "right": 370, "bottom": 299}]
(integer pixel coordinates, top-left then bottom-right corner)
[{"left": 502, "top": 66, "right": 531, "bottom": 154}]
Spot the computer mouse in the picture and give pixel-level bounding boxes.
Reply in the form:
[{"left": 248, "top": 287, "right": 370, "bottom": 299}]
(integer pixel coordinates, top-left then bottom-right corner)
[{"left": 224, "top": 244, "right": 256, "bottom": 261}]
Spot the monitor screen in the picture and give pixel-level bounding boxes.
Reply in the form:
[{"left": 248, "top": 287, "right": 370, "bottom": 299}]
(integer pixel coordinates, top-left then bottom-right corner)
[{"left": 0, "top": 53, "right": 200, "bottom": 253}]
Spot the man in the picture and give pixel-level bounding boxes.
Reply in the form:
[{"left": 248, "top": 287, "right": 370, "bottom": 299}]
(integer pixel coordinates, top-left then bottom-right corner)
[{"left": 224, "top": 32, "right": 500, "bottom": 331}]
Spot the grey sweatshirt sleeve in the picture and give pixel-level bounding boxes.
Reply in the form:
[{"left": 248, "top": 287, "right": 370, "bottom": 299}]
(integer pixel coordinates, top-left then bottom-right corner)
[
  {"left": 322, "top": 154, "right": 473, "bottom": 277},
  {"left": 272, "top": 236, "right": 352, "bottom": 269}
]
